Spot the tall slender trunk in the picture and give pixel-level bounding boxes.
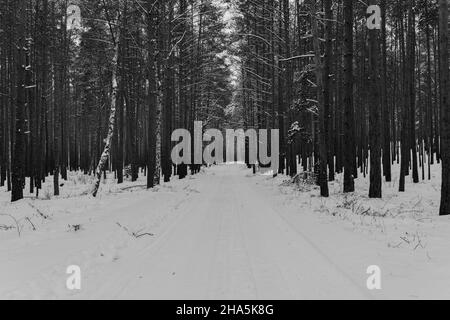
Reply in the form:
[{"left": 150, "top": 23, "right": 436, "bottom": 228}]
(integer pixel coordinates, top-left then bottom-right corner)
[
  {"left": 11, "top": 2, "right": 27, "bottom": 203},
  {"left": 311, "top": 0, "right": 329, "bottom": 197},
  {"left": 399, "top": 8, "right": 409, "bottom": 192},
  {"left": 408, "top": 0, "right": 419, "bottom": 184},
  {"left": 147, "top": 0, "right": 158, "bottom": 188},
  {"left": 343, "top": 0, "right": 356, "bottom": 193},
  {"left": 368, "top": 0, "right": 382, "bottom": 198},
  {"left": 425, "top": 0, "right": 433, "bottom": 180},
  {"left": 324, "top": 0, "right": 334, "bottom": 182},
  {"left": 381, "top": 0, "right": 392, "bottom": 182},
  {"left": 92, "top": 27, "right": 121, "bottom": 197},
  {"left": 439, "top": 0, "right": 450, "bottom": 215}
]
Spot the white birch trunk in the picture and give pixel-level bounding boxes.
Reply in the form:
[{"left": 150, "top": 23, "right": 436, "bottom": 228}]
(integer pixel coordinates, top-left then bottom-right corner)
[{"left": 92, "top": 31, "right": 120, "bottom": 197}]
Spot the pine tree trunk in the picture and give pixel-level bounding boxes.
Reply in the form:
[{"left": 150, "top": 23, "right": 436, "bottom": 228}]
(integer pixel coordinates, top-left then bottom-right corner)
[
  {"left": 368, "top": 0, "right": 382, "bottom": 199},
  {"left": 399, "top": 4, "right": 408, "bottom": 192},
  {"left": 425, "top": 0, "right": 433, "bottom": 180},
  {"left": 343, "top": 0, "right": 356, "bottom": 193},
  {"left": 147, "top": 0, "right": 158, "bottom": 188},
  {"left": 408, "top": 0, "right": 419, "bottom": 184},
  {"left": 324, "top": 0, "right": 334, "bottom": 182},
  {"left": 11, "top": 3, "right": 27, "bottom": 202},
  {"left": 12, "top": 48, "right": 26, "bottom": 202},
  {"left": 439, "top": 0, "right": 450, "bottom": 215},
  {"left": 311, "top": 0, "right": 329, "bottom": 197},
  {"left": 381, "top": 0, "right": 392, "bottom": 182}
]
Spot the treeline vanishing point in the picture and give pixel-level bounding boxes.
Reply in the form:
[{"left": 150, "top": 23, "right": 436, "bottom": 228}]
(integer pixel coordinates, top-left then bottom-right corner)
[{"left": 0, "top": 0, "right": 449, "bottom": 215}]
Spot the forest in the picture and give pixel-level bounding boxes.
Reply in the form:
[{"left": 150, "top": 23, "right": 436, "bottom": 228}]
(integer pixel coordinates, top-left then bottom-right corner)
[{"left": 0, "top": 0, "right": 449, "bottom": 214}]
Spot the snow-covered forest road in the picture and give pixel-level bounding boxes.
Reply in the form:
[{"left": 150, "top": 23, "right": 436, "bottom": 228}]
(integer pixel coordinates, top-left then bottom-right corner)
[
  {"left": 1, "top": 164, "right": 449, "bottom": 300},
  {"left": 94, "top": 165, "right": 372, "bottom": 300}
]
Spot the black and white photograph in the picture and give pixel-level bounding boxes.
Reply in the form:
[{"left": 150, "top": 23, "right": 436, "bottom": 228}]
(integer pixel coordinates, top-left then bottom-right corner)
[{"left": 0, "top": 0, "right": 450, "bottom": 303}]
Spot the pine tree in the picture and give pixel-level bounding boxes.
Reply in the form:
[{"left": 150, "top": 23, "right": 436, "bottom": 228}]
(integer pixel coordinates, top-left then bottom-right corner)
[
  {"left": 439, "top": 0, "right": 450, "bottom": 215},
  {"left": 368, "top": 0, "right": 382, "bottom": 199},
  {"left": 343, "top": 0, "right": 356, "bottom": 193}
]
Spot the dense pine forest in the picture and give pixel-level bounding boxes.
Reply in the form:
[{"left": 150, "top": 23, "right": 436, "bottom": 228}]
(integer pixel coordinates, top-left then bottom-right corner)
[
  {"left": 1, "top": 0, "right": 450, "bottom": 301},
  {"left": 0, "top": 0, "right": 449, "bottom": 214}
]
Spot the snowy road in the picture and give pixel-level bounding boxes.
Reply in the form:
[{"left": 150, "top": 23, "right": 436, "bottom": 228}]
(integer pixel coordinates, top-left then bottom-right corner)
[
  {"left": 1, "top": 164, "right": 449, "bottom": 299},
  {"left": 96, "top": 165, "right": 375, "bottom": 300}
]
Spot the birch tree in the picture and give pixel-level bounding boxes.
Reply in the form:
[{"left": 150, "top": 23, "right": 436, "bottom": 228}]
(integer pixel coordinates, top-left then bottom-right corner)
[{"left": 92, "top": 2, "right": 122, "bottom": 197}]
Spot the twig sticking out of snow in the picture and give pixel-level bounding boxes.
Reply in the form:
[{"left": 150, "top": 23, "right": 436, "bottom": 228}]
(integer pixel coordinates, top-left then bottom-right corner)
[
  {"left": 391, "top": 232, "right": 427, "bottom": 251},
  {"left": 134, "top": 232, "right": 154, "bottom": 238},
  {"left": 120, "top": 185, "right": 147, "bottom": 191},
  {"left": 0, "top": 214, "right": 22, "bottom": 237},
  {"left": 116, "top": 222, "right": 154, "bottom": 239},
  {"left": 28, "top": 203, "right": 50, "bottom": 220},
  {"left": 0, "top": 224, "right": 14, "bottom": 231},
  {"left": 25, "top": 217, "right": 36, "bottom": 231}
]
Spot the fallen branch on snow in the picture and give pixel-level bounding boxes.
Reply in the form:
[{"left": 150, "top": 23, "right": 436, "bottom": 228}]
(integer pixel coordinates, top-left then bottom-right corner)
[
  {"left": 120, "top": 185, "right": 147, "bottom": 191},
  {"left": 25, "top": 217, "right": 36, "bottom": 231},
  {"left": 0, "top": 214, "right": 22, "bottom": 237},
  {"left": 28, "top": 203, "right": 50, "bottom": 220},
  {"left": 0, "top": 224, "right": 14, "bottom": 231},
  {"left": 116, "top": 222, "right": 154, "bottom": 239}
]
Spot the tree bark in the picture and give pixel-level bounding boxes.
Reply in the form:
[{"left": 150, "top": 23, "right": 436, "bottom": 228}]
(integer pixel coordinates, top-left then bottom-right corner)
[
  {"left": 368, "top": 0, "right": 382, "bottom": 199},
  {"left": 343, "top": 0, "right": 356, "bottom": 193},
  {"left": 439, "top": 0, "right": 450, "bottom": 215},
  {"left": 147, "top": 0, "right": 158, "bottom": 188},
  {"left": 311, "top": 0, "right": 329, "bottom": 197},
  {"left": 92, "top": 27, "right": 121, "bottom": 197},
  {"left": 381, "top": 0, "right": 392, "bottom": 182},
  {"left": 11, "top": 2, "right": 27, "bottom": 203}
]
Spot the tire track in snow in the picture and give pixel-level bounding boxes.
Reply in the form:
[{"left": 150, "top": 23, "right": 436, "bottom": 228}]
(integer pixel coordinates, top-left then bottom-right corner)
[{"left": 239, "top": 173, "right": 375, "bottom": 299}]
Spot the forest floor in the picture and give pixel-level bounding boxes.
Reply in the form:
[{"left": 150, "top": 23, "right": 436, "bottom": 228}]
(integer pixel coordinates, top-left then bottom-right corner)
[{"left": 0, "top": 163, "right": 449, "bottom": 300}]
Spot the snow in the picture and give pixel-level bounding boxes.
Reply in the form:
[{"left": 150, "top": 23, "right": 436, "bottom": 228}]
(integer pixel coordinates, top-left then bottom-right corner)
[{"left": 0, "top": 163, "right": 449, "bottom": 300}]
